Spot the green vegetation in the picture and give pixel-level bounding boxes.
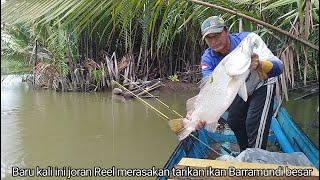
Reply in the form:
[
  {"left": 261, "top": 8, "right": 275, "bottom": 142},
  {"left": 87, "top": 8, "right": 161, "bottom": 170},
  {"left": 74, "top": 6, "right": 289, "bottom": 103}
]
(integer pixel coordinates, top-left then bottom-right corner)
[
  {"left": 1, "top": 58, "right": 31, "bottom": 75},
  {"left": 1, "top": 0, "right": 318, "bottom": 95},
  {"left": 168, "top": 74, "right": 180, "bottom": 82},
  {"left": 1, "top": 23, "right": 32, "bottom": 74}
]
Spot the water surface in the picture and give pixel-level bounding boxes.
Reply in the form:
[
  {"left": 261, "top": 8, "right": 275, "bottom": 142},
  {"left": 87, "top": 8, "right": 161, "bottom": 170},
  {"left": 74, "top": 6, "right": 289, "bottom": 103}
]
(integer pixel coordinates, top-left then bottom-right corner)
[
  {"left": 1, "top": 75, "right": 194, "bottom": 179},
  {"left": 1, "top": 75, "right": 318, "bottom": 179},
  {"left": 284, "top": 91, "right": 319, "bottom": 148}
]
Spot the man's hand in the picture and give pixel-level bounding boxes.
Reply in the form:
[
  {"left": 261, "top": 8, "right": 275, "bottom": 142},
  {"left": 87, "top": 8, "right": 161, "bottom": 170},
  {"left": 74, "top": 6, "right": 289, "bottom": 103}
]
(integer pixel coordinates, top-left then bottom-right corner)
[
  {"left": 250, "top": 53, "right": 274, "bottom": 80},
  {"left": 186, "top": 111, "right": 206, "bottom": 131},
  {"left": 250, "top": 53, "right": 261, "bottom": 71},
  {"left": 195, "top": 120, "right": 206, "bottom": 130}
]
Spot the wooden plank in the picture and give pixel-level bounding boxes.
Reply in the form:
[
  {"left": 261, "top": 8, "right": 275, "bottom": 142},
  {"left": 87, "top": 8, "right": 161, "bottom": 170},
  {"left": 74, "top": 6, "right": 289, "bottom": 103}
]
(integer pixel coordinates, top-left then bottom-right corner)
[{"left": 173, "top": 157, "right": 319, "bottom": 178}]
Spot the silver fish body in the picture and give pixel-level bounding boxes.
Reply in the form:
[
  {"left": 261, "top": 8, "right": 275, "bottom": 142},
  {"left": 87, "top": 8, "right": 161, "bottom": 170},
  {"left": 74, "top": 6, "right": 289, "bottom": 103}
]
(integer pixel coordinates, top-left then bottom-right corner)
[{"left": 178, "top": 33, "right": 261, "bottom": 140}]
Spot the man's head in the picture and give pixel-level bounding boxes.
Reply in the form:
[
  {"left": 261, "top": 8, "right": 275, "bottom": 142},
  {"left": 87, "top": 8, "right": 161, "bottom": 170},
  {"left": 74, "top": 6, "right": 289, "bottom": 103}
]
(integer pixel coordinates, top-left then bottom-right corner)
[{"left": 201, "top": 16, "right": 230, "bottom": 54}]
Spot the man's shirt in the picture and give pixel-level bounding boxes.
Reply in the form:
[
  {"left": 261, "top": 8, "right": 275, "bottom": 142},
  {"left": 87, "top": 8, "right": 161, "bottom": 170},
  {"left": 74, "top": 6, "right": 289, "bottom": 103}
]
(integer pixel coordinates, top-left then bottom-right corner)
[
  {"left": 201, "top": 32, "right": 283, "bottom": 95},
  {"left": 201, "top": 32, "right": 282, "bottom": 78}
]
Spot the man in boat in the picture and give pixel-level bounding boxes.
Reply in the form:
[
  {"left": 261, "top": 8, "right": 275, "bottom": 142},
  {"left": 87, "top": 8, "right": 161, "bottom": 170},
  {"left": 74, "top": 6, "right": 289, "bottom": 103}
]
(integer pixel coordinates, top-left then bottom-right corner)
[{"left": 197, "top": 16, "right": 283, "bottom": 151}]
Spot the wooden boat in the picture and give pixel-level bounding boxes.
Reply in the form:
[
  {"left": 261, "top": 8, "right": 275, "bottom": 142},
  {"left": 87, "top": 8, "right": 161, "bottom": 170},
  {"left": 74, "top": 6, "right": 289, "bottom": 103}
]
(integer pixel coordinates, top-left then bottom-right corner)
[{"left": 159, "top": 106, "right": 319, "bottom": 179}]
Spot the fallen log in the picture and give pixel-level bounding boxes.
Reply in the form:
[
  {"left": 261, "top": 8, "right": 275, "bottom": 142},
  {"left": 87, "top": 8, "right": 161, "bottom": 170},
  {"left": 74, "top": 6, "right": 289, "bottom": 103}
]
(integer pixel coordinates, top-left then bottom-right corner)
[
  {"left": 136, "top": 81, "right": 162, "bottom": 96},
  {"left": 293, "top": 90, "right": 319, "bottom": 101},
  {"left": 121, "top": 80, "right": 163, "bottom": 99}
]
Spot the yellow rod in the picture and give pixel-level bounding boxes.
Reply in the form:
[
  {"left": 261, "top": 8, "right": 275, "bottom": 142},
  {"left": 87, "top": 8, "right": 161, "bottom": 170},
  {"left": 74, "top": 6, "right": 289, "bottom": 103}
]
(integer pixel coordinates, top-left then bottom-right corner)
[
  {"left": 113, "top": 80, "right": 222, "bottom": 156},
  {"left": 120, "top": 74, "right": 183, "bottom": 118},
  {"left": 112, "top": 80, "right": 170, "bottom": 120}
]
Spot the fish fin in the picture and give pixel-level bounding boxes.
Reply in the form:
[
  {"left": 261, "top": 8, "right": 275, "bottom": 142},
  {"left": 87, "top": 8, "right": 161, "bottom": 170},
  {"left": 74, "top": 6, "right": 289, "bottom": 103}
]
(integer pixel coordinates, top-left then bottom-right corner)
[
  {"left": 177, "top": 129, "right": 193, "bottom": 141},
  {"left": 186, "top": 96, "right": 197, "bottom": 113},
  {"left": 177, "top": 118, "right": 196, "bottom": 141},
  {"left": 227, "top": 78, "right": 247, "bottom": 101},
  {"left": 227, "top": 77, "right": 238, "bottom": 89},
  {"left": 238, "top": 82, "right": 248, "bottom": 102}
]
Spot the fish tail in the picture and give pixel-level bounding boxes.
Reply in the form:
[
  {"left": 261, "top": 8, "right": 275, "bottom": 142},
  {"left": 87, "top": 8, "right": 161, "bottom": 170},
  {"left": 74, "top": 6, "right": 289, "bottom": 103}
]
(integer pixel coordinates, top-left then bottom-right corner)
[
  {"left": 176, "top": 118, "right": 198, "bottom": 140},
  {"left": 177, "top": 128, "right": 193, "bottom": 141}
]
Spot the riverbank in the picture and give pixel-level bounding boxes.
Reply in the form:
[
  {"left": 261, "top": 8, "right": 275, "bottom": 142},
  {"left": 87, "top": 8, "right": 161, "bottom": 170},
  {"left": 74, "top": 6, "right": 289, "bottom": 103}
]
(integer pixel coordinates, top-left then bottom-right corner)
[{"left": 160, "top": 81, "right": 199, "bottom": 93}]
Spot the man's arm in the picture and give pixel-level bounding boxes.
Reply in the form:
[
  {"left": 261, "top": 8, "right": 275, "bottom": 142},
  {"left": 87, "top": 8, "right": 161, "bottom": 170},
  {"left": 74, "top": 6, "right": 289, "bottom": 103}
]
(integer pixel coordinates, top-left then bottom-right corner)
[
  {"left": 249, "top": 32, "right": 284, "bottom": 80},
  {"left": 201, "top": 50, "right": 216, "bottom": 79},
  {"left": 264, "top": 56, "right": 283, "bottom": 77},
  {"left": 256, "top": 57, "right": 283, "bottom": 80}
]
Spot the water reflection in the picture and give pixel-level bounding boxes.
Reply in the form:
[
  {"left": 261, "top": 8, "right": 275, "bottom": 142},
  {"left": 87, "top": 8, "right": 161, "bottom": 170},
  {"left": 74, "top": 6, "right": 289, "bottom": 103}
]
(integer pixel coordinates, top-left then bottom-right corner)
[
  {"left": 1, "top": 75, "right": 27, "bottom": 179},
  {"left": 284, "top": 92, "right": 319, "bottom": 148},
  {"left": 1, "top": 75, "right": 182, "bottom": 179},
  {"left": 1, "top": 74, "right": 318, "bottom": 179}
]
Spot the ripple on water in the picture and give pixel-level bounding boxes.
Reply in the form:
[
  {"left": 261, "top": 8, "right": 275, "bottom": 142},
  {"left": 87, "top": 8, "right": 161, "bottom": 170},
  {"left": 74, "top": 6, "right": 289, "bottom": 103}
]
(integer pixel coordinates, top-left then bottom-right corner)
[
  {"left": 1, "top": 88, "right": 26, "bottom": 180},
  {"left": 1, "top": 151, "right": 26, "bottom": 179},
  {"left": 1, "top": 107, "right": 20, "bottom": 116}
]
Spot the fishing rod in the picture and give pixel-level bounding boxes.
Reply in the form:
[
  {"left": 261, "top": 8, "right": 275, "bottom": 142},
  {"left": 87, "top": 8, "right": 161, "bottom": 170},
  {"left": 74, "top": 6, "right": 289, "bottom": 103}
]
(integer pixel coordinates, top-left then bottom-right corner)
[
  {"left": 112, "top": 80, "right": 224, "bottom": 156},
  {"left": 120, "top": 74, "right": 184, "bottom": 118},
  {"left": 115, "top": 77, "right": 234, "bottom": 156},
  {"left": 119, "top": 76, "right": 234, "bottom": 155}
]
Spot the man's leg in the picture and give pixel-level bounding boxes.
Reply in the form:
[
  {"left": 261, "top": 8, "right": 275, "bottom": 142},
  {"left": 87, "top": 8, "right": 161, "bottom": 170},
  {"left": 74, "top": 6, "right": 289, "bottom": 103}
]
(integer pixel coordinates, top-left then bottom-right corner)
[
  {"left": 227, "top": 95, "right": 249, "bottom": 151},
  {"left": 246, "top": 83, "right": 275, "bottom": 149}
]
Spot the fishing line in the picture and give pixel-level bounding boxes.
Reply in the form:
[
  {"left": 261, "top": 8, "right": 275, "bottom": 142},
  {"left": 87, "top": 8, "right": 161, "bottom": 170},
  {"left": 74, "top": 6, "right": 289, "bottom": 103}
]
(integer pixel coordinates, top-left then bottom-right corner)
[
  {"left": 205, "top": 133, "right": 233, "bottom": 154},
  {"left": 112, "top": 80, "right": 223, "bottom": 156},
  {"left": 120, "top": 74, "right": 183, "bottom": 118},
  {"left": 113, "top": 81, "right": 169, "bottom": 119},
  {"left": 119, "top": 76, "right": 234, "bottom": 156},
  {"left": 116, "top": 79, "right": 226, "bottom": 155},
  {"left": 189, "top": 132, "right": 215, "bottom": 157},
  {"left": 191, "top": 133, "right": 224, "bottom": 156},
  {"left": 111, "top": 93, "right": 115, "bottom": 154}
]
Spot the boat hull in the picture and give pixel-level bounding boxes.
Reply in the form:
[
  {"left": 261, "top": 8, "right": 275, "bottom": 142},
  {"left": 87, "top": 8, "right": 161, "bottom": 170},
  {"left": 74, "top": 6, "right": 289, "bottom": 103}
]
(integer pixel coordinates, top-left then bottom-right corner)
[{"left": 159, "top": 106, "right": 319, "bottom": 179}]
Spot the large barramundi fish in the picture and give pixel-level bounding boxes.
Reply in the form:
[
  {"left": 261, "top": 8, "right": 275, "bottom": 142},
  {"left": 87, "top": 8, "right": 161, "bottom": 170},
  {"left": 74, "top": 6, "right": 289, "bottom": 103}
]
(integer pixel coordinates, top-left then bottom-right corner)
[{"left": 178, "top": 33, "right": 268, "bottom": 140}]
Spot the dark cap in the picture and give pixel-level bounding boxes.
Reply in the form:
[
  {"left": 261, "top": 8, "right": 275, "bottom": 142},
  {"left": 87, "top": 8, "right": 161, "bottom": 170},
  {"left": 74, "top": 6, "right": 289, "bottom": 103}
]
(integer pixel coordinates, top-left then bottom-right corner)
[{"left": 201, "top": 16, "right": 226, "bottom": 40}]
